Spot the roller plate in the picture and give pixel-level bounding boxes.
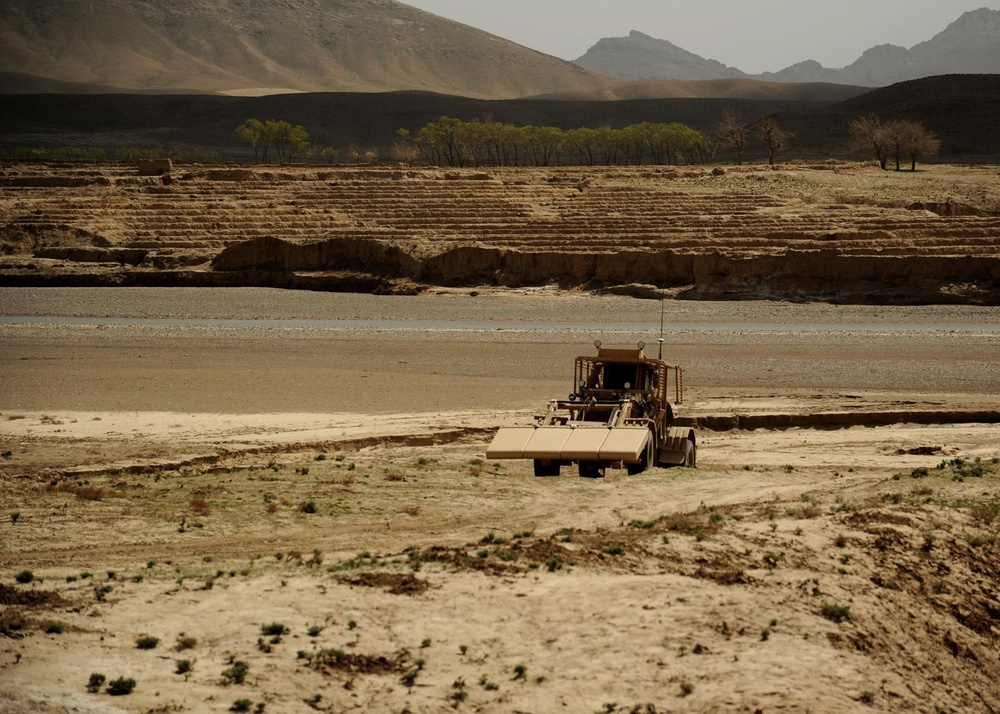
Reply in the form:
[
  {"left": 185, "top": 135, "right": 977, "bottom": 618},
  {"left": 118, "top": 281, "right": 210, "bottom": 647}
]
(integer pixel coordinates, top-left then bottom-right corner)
[
  {"left": 521, "top": 427, "right": 574, "bottom": 459},
  {"left": 485, "top": 428, "right": 536, "bottom": 459},
  {"left": 599, "top": 427, "right": 651, "bottom": 461},
  {"left": 560, "top": 428, "right": 612, "bottom": 460}
]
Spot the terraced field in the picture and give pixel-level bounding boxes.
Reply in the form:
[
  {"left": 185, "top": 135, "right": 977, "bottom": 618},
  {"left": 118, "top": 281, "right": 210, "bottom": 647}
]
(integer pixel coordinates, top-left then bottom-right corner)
[{"left": 2, "top": 162, "right": 999, "bottom": 302}]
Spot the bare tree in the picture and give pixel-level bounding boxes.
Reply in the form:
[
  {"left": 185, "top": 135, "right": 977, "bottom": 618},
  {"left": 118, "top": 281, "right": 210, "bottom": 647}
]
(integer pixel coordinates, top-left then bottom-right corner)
[
  {"left": 898, "top": 121, "right": 941, "bottom": 171},
  {"left": 849, "top": 114, "right": 890, "bottom": 170},
  {"left": 717, "top": 108, "right": 749, "bottom": 165},
  {"left": 756, "top": 117, "right": 790, "bottom": 166}
]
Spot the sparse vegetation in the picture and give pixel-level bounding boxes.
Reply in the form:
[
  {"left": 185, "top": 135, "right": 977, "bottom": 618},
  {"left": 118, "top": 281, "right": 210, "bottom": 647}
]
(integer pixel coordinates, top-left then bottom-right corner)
[
  {"left": 136, "top": 635, "right": 159, "bottom": 649},
  {"left": 222, "top": 660, "right": 250, "bottom": 685},
  {"left": 86, "top": 673, "right": 106, "bottom": 693},
  {"left": 106, "top": 677, "right": 136, "bottom": 696},
  {"left": 820, "top": 603, "right": 851, "bottom": 623}
]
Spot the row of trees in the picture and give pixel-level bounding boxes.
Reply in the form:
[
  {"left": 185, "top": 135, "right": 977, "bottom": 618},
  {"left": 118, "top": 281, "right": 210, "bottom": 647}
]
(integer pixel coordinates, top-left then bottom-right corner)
[
  {"left": 394, "top": 118, "right": 714, "bottom": 167},
  {"left": 233, "top": 112, "right": 940, "bottom": 170},
  {"left": 848, "top": 114, "right": 941, "bottom": 171},
  {"left": 235, "top": 119, "right": 313, "bottom": 163}
]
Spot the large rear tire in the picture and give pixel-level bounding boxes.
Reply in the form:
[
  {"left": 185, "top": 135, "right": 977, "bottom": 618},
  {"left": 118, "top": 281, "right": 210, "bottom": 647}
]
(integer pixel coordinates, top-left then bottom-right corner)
[
  {"left": 578, "top": 462, "right": 606, "bottom": 479},
  {"left": 533, "top": 460, "right": 560, "bottom": 477}
]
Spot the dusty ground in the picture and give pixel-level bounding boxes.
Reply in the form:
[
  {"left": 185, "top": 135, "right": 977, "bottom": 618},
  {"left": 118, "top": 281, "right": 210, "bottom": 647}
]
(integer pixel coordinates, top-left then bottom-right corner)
[{"left": 1, "top": 289, "right": 999, "bottom": 713}]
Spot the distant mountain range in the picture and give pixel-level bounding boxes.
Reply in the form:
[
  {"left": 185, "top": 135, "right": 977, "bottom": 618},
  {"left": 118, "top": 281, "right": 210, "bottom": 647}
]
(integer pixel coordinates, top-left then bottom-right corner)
[
  {"left": 575, "top": 8, "right": 1000, "bottom": 86},
  {"left": 0, "top": 1, "right": 996, "bottom": 100}
]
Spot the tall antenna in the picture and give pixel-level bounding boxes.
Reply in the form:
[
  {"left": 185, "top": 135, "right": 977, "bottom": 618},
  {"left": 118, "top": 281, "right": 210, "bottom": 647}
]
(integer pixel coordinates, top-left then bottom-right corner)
[{"left": 657, "top": 298, "right": 665, "bottom": 360}]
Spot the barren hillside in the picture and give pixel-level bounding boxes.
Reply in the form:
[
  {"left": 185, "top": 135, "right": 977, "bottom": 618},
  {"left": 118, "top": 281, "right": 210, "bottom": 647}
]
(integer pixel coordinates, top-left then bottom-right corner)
[{"left": 0, "top": 0, "right": 609, "bottom": 99}]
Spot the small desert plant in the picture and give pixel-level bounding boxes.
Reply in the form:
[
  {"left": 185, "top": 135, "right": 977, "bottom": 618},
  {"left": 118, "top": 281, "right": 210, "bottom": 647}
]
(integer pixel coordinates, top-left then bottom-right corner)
[
  {"left": 760, "top": 628, "right": 771, "bottom": 641},
  {"left": 106, "top": 676, "right": 136, "bottom": 696},
  {"left": 679, "top": 681, "right": 694, "bottom": 697},
  {"left": 175, "top": 635, "right": 197, "bottom": 650},
  {"left": 512, "top": 663, "right": 527, "bottom": 680},
  {"left": 859, "top": 690, "right": 875, "bottom": 705},
  {"left": 175, "top": 659, "right": 193, "bottom": 675},
  {"left": 231, "top": 699, "right": 253, "bottom": 712},
  {"left": 820, "top": 603, "right": 851, "bottom": 623},
  {"left": 602, "top": 544, "right": 624, "bottom": 556},
  {"left": 261, "top": 622, "right": 289, "bottom": 637},
  {"left": 222, "top": 660, "right": 250, "bottom": 685},
  {"left": 10, "top": 512, "right": 19, "bottom": 523},
  {"left": 45, "top": 622, "right": 65, "bottom": 634},
  {"left": 86, "top": 673, "right": 106, "bottom": 693},
  {"left": 420, "top": 637, "right": 431, "bottom": 648},
  {"left": 400, "top": 669, "right": 419, "bottom": 687},
  {"left": 14, "top": 570, "right": 34, "bottom": 584},
  {"left": 307, "top": 625, "right": 324, "bottom": 637},
  {"left": 300, "top": 500, "right": 317, "bottom": 514},
  {"left": 136, "top": 635, "right": 159, "bottom": 650},
  {"left": 190, "top": 497, "right": 211, "bottom": 516},
  {"left": 545, "top": 555, "right": 562, "bottom": 572}
]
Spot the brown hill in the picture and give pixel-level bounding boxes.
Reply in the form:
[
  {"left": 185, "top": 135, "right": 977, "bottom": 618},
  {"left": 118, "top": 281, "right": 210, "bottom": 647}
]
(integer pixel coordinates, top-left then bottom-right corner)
[{"left": 0, "top": 0, "right": 610, "bottom": 99}]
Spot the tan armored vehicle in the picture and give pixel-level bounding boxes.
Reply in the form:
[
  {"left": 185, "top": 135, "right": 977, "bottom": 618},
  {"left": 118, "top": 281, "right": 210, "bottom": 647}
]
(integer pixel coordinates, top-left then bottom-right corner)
[{"left": 486, "top": 341, "right": 696, "bottom": 477}]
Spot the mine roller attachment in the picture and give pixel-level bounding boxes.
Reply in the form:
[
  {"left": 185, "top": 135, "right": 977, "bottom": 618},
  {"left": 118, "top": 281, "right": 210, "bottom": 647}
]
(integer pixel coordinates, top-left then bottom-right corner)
[{"left": 485, "top": 342, "right": 696, "bottom": 477}]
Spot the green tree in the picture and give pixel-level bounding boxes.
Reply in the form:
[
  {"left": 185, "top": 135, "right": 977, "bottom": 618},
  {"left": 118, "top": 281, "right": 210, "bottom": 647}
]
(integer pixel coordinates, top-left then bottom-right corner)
[{"left": 235, "top": 119, "right": 266, "bottom": 162}]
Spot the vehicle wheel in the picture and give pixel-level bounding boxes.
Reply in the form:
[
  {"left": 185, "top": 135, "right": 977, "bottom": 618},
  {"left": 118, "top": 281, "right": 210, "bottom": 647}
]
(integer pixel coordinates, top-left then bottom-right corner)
[
  {"left": 578, "top": 462, "right": 605, "bottom": 479},
  {"left": 626, "top": 436, "right": 653, "bottom": 476},
  {"left": 533, "top": 460, "right": 560, "bottom": 477},
  {"left": 683, "top": 439, "right": 697, "bottom": 468}
]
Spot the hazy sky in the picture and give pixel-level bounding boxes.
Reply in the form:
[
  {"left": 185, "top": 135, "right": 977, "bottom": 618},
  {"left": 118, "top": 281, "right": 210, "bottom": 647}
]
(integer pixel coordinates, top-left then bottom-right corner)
[{"left": 400, "top": 1, "right": 1000, "bottom": 74}]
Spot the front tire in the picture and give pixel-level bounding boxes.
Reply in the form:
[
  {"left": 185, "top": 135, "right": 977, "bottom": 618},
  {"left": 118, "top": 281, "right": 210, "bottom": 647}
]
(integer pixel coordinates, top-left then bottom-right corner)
[
  {"left": 626, "top": 435, "right": 654, "bottom": 476},
  {"left": 533, "top": 460, "right": 560, "bottom": 477},
  {"left": 683, "top": 439, "right": 697, "bottom": 468},
  {"left": 578, "top": 462, "right": 606, "bottom": 479}
]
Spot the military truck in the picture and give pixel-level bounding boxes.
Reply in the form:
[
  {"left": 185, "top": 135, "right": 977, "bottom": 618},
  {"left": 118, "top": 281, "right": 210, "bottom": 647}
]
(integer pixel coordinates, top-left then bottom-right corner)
[{"left": 486, "top": 341, "right": 696, "bottom": 477}]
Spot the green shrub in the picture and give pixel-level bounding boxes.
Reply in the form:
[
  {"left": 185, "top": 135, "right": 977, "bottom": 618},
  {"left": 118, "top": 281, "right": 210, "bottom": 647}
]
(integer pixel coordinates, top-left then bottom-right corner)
[
  {"left": 175, "top": 659, "right": 193, "bottom": 675},
  {"left": 45, "top": 622, "right": 65, "bottom": 634},
  {"left": 230, "top": 699, "right": 253, "bottom": 712},
  {"left": 106, "top": 677, "right": 136, "bottom": 696},
  {"left": 260, "top": 622, "right": 289, "bottom": 637},
  {"left": 820, "top": 603, "right": 851, "bottom": 623},
  {"left": 14, "top": 570, "right": 34, "bottom": 584},
  {"left": 222, "top": 660, "right": 249, "bottom": 684},
  {"left": 86, "top": 673, "right": 105, "bottom": 693},
  {"left": 136, "top": 635, "right": 159, "bottom": 650}
]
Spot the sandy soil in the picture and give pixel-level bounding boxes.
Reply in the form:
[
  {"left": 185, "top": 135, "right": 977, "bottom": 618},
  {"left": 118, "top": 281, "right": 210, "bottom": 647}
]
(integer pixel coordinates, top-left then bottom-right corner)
[{"left": 1, "top": 289, "right": 999, "bottom": 713}]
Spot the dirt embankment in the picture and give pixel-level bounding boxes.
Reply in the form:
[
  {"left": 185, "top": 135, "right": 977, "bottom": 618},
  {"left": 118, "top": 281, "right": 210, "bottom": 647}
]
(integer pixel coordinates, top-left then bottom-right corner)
[{"left": 2, "top": 162, "right": 999, "bottom": 303}]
